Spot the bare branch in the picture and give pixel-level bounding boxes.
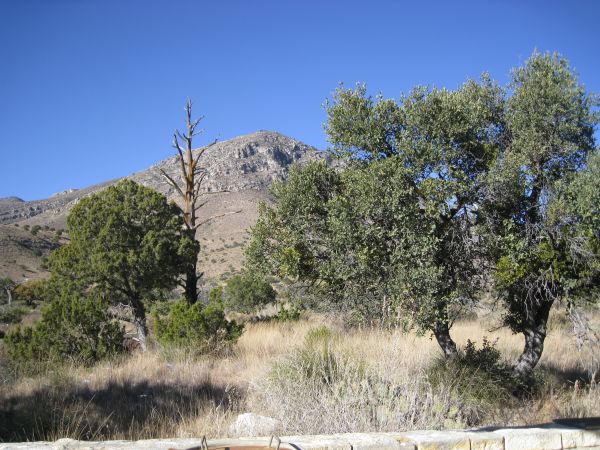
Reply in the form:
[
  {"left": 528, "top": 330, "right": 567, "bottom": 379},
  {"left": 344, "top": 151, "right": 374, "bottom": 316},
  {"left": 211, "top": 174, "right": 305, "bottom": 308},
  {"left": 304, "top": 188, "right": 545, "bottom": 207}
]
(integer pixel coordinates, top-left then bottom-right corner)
[
  {"left": 193, "top": 172, "right": 207, "bottom": 199},
  {"left": 194, "top": 210, "right": 242, "bottom": 229},
  {"left": 172, "top": 134, "right": 187, "bottom": 175},
  {"left": 175, "top": 129, "right": 188, "bottom": 143},
  {"left": 159, "top": 169, "right": 185, "bottom": 199},
  {"left": 203, "top": 190, "right": 230, "bottom": 195},
  {"left": 192, "top": 139, "right": 217, "bottom": 166},
  {"left": 194, "top": 200, "right": 209, "bottom": 212}
]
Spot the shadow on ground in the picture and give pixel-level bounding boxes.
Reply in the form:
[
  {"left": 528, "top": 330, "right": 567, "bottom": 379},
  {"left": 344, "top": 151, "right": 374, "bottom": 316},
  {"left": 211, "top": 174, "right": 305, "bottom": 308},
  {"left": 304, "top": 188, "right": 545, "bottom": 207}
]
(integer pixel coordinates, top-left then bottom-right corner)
[{"left": 0, "top": 376, "right": 238, "bottom": 442}]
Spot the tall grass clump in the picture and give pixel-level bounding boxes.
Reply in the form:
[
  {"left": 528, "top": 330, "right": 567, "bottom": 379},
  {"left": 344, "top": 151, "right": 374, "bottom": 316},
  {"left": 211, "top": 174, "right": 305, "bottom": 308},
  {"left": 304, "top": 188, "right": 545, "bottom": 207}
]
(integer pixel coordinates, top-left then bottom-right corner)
[{"left": 250, "top": 325, "right": 477, "bottom": 434}]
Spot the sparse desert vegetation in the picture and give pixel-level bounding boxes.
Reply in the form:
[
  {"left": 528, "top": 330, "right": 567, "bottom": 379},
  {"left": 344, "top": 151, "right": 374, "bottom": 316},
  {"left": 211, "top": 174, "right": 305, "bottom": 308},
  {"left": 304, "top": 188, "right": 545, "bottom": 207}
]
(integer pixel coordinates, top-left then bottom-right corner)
[
  {"left": 0, "top": 311, "right": 599, "bottom": 441},
  {"left": 0, "top": 44, "right": 598, "bottom": 446}
]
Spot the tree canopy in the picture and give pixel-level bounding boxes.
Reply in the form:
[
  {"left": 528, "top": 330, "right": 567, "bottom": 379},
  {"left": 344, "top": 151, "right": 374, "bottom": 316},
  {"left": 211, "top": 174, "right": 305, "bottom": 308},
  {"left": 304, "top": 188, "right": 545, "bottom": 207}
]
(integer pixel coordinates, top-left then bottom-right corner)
[
  {"left": 49, "top": 179, "right": 197, "bottom": 350},
  {"left": 247, "top": 51, "right": 598, "bottom": 377}
]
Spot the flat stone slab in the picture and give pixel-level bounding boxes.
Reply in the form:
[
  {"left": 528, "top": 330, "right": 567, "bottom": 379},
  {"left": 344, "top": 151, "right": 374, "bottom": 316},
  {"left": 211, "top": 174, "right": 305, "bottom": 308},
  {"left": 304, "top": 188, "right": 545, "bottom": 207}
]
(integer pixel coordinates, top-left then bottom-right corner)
[{"left": 3, "top": 422, "right": 600, "bottom": 449}]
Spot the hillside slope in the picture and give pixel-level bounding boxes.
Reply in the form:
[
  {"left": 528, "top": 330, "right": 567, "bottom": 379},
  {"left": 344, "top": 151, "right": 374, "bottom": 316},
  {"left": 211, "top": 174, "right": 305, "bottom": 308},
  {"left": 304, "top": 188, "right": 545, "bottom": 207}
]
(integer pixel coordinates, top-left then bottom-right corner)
[{"left": 0, "top": 131, "right": 328, "bottom": 282}]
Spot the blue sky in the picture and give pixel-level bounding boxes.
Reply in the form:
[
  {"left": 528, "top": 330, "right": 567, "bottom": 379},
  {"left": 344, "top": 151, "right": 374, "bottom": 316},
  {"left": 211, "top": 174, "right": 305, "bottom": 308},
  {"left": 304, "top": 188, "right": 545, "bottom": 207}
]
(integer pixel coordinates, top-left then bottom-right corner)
[{"left": 1, "top": 0, "right": 599, "bottom": 200}]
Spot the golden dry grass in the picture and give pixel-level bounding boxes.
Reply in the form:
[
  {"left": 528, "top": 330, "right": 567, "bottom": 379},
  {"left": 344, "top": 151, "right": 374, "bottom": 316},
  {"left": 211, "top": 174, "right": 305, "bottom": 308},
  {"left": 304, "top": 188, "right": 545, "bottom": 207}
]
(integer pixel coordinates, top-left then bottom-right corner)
[{"left": 0, "top": 308, "right": 598, "bottom": 441}]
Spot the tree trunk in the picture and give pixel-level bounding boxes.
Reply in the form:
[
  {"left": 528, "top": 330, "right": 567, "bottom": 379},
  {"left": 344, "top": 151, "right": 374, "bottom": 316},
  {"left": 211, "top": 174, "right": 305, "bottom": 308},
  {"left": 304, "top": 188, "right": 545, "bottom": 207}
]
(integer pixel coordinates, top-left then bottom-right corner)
[
  {"left": 5, "top": 288, "right": 11, "bottom": 305},
  {"left": 132, "top": 300, "right": 148, "bottom": 352},
  {"left": 184, "top": 263, "right": 199, "bottom": 304},
  {"left": 513, "top": 299, "right": 553, "bottom": 379},
  {"left": 433, "top": 319, "right": 458, "bottom": 358}
]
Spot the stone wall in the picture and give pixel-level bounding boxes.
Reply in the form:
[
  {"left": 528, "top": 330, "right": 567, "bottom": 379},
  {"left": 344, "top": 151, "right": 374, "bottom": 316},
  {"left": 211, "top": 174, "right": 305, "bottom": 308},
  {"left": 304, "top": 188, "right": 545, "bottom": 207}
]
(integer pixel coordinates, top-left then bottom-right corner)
[{"left": 2, "top": 422, "right": 599, "bottom": 450}]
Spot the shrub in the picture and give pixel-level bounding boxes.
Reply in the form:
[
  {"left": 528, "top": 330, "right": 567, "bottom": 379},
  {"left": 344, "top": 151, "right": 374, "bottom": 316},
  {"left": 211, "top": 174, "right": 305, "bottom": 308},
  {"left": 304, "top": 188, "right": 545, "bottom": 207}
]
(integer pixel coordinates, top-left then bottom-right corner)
[
  {"left": 223, "top": 273, "right": 276, "bottom": 314},
  {"left": 14, "top": 279, "right": 49, "bottom": 306},
  {"left": 30, "top": 225, "right": 41, "bottom": 236},
  {"left": 275, "top": 302, "right": 302, "bottom": 321},
  {"left": 427, "top": 338, "right": 517, "bottom": 420},
  {"left": 153, "top": 297, "right": 243, "bottom": 354},
  {"left": 4, "top": 292, "right": 124, "bottom": 367},
  {"left": 0, "top": 305, "right": 29, "bottom": 324}
]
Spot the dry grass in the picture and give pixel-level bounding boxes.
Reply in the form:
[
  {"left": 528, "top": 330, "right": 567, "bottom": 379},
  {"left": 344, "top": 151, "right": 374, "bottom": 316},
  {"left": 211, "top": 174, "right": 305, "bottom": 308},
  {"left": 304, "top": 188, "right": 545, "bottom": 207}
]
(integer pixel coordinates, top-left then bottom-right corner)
[{"left": 1, "top": 308, "right": 599, "bottom": 442}]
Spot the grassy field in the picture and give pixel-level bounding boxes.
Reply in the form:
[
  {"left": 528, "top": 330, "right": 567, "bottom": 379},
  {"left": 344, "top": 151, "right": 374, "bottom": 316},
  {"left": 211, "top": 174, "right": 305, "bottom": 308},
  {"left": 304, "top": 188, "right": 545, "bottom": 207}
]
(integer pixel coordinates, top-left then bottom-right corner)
[{"left": 0, "top": 309, "right": 599, "bottom": 442}]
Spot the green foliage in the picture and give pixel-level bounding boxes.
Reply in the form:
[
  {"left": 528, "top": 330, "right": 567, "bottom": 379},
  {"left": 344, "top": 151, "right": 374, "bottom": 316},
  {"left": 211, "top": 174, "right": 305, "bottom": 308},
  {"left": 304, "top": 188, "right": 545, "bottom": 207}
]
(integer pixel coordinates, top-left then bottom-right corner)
[
  {"left": 14, "top": 279, "right": 49, "bottom": 306},
  {"left": 4, "top": 292, "right": 124, "bottom": 367},
  {"left": 153, "top": 298, "right": 243, "bottom": 354},
  {"left": 482, "top": 52, "right": 599, "bottom": 337},
  {"left": 223, "top": 273, "right": 277, "bottom": 314},
  {"left": 427, "top": 338, "right": 516, "bottom": 410},
  {"left": 47, "top": 179, "right": 198, "bottom": 348},
  {"left": 49, "top": 179, "right": 197, "bottom": 301},
  {"left": 0, "top": 305, "right": 29, "bottom": 324},
  {"left": 30, "top": 225, "right": 41, "bottom": 236},
  {"left": 275, "top": 302, "right": 302, "bottom": 321}
]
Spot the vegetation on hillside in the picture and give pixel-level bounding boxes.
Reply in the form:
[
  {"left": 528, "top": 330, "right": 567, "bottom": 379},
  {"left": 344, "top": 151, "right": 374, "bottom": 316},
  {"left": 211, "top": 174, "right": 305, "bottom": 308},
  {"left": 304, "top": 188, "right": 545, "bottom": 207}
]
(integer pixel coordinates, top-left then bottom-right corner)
[{"left": 0, "top": 50, "right": 598, "bottom": 442}]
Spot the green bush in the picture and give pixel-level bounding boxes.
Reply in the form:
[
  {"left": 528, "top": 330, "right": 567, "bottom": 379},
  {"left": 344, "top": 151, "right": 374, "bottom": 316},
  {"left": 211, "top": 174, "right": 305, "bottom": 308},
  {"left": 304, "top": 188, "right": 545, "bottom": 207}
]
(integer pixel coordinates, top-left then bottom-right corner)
[
  {"left": 275, "top": 302, "right": 302, "bottom": 321},
  {"left": 4, "top": 292, "right": 124, "bottom": 367},
  {"left": 427, "top": 338, "right": 517, "bottom": 417},
  {"left": 153, "top": 297, "right": 243, "bottom": 354},
  {"left": 223, "top": 273, "right": 276, "bottom": 314},
  {"left": 0, "top": 305, "right": 29, "bottom": 324},
  {"left": 14, "top": 279, "right": 49, "bottom": 306},
  {"left": 30, "top": 225, "right": 41, "bottom": 236}
]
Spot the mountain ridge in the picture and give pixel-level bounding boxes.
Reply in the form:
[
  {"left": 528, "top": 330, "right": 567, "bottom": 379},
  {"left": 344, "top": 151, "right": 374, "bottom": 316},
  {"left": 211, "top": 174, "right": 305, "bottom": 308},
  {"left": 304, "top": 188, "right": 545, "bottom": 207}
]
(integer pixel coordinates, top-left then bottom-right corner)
[{"left": 0, "top": 130, "right": 327, "bottom": 283}]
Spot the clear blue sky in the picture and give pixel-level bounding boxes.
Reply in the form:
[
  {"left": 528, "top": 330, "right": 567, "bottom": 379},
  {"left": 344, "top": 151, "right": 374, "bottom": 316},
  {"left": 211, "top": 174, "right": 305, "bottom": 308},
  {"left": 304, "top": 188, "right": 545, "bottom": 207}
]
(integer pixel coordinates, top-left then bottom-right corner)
[{"left": 1, "top": 0, "right": 599, "bottom": 200}]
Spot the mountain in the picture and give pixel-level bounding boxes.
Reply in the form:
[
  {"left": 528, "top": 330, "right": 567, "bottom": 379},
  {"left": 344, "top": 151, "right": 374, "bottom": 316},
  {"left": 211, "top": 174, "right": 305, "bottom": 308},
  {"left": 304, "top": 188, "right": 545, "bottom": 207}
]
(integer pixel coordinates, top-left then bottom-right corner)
[{"left": 0, "top": 131, "right": 328, "bottom": 283}]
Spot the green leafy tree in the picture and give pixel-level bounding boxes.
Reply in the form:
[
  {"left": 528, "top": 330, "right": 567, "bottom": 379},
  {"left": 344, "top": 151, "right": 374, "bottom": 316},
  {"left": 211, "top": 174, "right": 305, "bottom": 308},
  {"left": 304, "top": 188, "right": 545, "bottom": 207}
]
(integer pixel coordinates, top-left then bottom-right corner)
[
  {"left": 49, "top": 179, "right": 197, "bottom": 351},
  {"left": 4, "top": 291, "right": 124, "bottom": 366},
  {"left": 482, "top": 52, "right": 598, "bottom": 378},
  {"left": 248, "top": 76, "right": 503, "bottom": 356},
  {"left": 223, "top": 273, "right": 277, "bottom": 314}
]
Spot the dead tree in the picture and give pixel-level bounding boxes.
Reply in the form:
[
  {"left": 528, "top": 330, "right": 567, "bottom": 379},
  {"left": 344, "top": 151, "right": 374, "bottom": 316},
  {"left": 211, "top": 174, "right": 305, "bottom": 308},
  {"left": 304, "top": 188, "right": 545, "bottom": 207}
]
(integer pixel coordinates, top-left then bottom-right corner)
[{"left": 160, "top": 100, "right": 239, "bottom": 303}]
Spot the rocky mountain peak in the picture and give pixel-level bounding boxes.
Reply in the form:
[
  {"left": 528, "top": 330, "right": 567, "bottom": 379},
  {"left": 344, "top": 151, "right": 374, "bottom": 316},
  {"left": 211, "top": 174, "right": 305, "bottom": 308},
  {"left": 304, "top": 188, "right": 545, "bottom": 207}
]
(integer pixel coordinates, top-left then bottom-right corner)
[
  {"left": 0, "top": 131, "right": 327, "bottom": 225},
  {"left": 132, "top": 130, "right": 328, "bottom": 196}
]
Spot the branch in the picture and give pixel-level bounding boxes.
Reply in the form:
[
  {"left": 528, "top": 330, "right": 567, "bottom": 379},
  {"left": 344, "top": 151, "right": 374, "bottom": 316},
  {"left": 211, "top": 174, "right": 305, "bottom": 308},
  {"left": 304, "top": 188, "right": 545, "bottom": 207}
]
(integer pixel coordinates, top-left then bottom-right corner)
[
  {"left": 159, "top": 169, "right": 185, "bottom": 199},
  {"left": 193, "top": 172, "right": 207, "bottom": 199},
  {"left": 194, "top": 210, "right": 242, "bottom": 229},
  {"left": 175, "top": 129, "right": 188, "bottom": 144},
  {"left": 194, "top": 200, "right": 209, "bottom": 212},
  {"left": 172, "top": 134, "right": 187, "bottom": 175},
  {"left": 192, "top": 139, "right": 217, "bottom": 166}
]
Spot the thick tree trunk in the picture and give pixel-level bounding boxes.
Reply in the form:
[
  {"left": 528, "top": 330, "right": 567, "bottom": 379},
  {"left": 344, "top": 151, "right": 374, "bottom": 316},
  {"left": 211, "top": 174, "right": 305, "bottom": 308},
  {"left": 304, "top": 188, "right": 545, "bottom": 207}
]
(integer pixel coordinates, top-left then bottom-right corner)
[
  {"left": 132, "top": 300, "right": 148, "bottom": 352},
  {"left": 184, "top": 263, "right": 199, "bottom": 304},
  {"left": 433, "top": 319, "right": 458, "bottom": 358},
  {"left": 513, "top": 299, "right": 553, "bottom": 379}
]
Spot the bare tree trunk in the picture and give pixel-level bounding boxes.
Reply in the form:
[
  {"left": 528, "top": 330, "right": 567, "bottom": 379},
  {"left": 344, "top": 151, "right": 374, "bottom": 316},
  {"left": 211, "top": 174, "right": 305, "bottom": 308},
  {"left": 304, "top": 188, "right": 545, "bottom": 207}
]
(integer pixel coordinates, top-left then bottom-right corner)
[
  {"left": 433, "top": 319, "right": 458, "bottom": 358},
  {"left": 513, "top": 299, "right": 553, "bottom": 379},
  {"left": 132, "top": 300, "right": 148, "bottom": 352},
  {"left": 5, "top": 288, "right": 11, "bottom": 305}
]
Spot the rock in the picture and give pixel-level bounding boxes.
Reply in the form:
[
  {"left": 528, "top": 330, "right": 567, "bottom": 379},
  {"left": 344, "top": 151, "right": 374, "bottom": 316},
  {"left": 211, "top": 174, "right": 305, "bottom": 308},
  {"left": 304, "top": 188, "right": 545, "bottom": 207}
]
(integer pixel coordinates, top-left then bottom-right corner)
[{"left": 228, "top": 413, "right": 283, "bottom": 437}]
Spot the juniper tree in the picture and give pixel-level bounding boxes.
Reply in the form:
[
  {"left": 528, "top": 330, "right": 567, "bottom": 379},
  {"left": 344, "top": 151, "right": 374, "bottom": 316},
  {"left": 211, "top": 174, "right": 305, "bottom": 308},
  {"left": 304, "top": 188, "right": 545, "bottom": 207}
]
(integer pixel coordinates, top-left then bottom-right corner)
[{"left": 49, "top": 179, "right": 197, "bottom": 351}]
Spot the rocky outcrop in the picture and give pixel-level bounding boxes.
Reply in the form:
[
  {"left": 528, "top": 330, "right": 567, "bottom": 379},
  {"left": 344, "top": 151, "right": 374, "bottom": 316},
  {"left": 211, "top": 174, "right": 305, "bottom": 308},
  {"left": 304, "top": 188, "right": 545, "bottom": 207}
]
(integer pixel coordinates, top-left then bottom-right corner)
[{"left": 0, "top": 131, "right": 326, "bottom": 226}]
